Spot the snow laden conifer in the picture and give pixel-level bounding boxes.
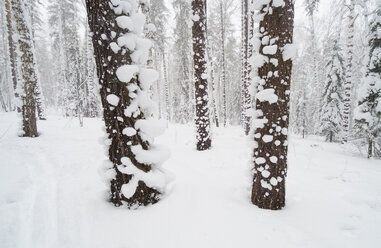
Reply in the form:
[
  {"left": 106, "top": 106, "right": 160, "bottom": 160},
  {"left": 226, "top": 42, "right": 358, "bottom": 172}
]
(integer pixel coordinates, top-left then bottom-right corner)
[
  {"left": 86, "top": 0, "right": 170, "bottom": 207},
  {"left": 354, "top": 7, "right": 381, "bottom": 158},
  {"left": 320, "top": 41, "right": 345, "bottom": 142},
  {"left": 192, "top": 0, "right": 211, "bottom": 150},
  {"left": 250, "top": 0, "right": 295, "bottom": 210},
  {"left": 11, "top": 0, "right": 39, "bottom": 137}
]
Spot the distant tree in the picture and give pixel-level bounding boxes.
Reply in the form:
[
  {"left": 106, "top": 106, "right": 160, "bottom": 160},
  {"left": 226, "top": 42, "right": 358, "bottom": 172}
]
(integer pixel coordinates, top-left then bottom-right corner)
[
  {"left": 11, "top": 0, "right": 38, "bottom": 137},
  {"left": 192, "top": 0, "right": 211, "bottom": 150},
  {"left": 342, "top": 0, "right": 356, "bottom": 143},
  {"left": 172, "top": 0, "right": 193, "bottom": 123},
  {"left": 86, "top": 0, "right": 169, "bottom": 207},
  {"left": 354, "top": 7, "right": 381, "bottom": 158},
  {"left": 4, "top": 0, "right": 18, "bottom": 109},
  {"left": 320, "top": 41, "right": 345, "bottom": 142},
  {"left": 241, "top": 0, "right": 251, "bottom": 135},
  {"left": 251, "top": 0, "right": 294, "bottom": 210}
]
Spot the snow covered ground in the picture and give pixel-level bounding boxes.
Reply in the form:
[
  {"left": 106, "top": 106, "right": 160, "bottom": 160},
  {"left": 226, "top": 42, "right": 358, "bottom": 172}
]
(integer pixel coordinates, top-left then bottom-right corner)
[{"left": 0, "top": 112, "right": 380, "bottom": 248}]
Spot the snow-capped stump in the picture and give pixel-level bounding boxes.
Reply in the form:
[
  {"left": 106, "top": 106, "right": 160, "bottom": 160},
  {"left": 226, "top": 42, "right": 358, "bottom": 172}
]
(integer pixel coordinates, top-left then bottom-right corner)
[{"left": 86, "top": 0, "right": 170, "bottom": 208}]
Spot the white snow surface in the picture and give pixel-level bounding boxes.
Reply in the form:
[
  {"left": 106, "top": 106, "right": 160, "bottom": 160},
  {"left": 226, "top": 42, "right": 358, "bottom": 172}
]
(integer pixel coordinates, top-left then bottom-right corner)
[{"left": 0, "top": 112, "right": 381, "bottom": 248}]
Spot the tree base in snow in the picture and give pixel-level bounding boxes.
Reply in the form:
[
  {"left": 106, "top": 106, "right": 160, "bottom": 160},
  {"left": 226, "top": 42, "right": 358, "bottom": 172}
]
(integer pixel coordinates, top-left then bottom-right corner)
[
  {"left": 110, "top": 173, "right": 161, "bottom": 208},
  {"left": 251, "top": 185, "right": 285, "bottom": 210}
]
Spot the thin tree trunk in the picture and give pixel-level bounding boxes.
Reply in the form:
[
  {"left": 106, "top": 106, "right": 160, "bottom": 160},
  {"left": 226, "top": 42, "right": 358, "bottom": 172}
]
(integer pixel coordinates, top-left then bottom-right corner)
[
  {"left": 368, "top": 138, "right": 373, "bottom": 159},
  {"left": 210, "top": 60, "right": 219, "bottom": 127},
  {"left": 242, "top": 0, "right": 251, "bottom": 135},
  {"left": 192, "top": 0, "right": 211, "bottom": 150},
  {"left": 5, "top": 0, "right": 19, "bottom": 112},
  {"left": 342, "top": 0, "right": 355, "bottom": 143},
  {"left": 220, "top": 1, "right": 227, "bottom": 127},
  {"left": 251, "top": 0, "right": 294, "bottom": 210},
  {"left": 11, "top": 0, "right": 38, "bottom": 137},
  {"left": 163, "top": 52, "right": 170, "bottom": 122}
]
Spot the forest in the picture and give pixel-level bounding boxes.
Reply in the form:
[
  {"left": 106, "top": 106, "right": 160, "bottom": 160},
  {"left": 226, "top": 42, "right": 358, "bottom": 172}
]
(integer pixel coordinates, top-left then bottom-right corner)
[{"left": 0, "top": 0, "right": 380, "bottom": 247}]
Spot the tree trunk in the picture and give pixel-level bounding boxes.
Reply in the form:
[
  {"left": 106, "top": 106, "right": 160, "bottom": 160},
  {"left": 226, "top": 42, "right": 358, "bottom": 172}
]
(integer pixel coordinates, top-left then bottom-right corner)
[
  {"left": 35, "top": 80, "right": 47, "bottom": 120},
  {"left": 251, "top": 0, "right": 294, "bottom": 210},
  {"left": 329, "top": 131, "right": 333, "bottom": 143},
  {"left": 342, "top": 0, "right": 355, "bottom": 143},
  {"left": 242, "top": 0, "right": 252, "bottom": 135},
  {"left": 210, "top": 60, "right": 219, "bottom": 127},
  {"left": 368, "top": 138, "right": 373, "bottom": 159},
  {"left": 163, "top": 52, "right": 170, "bottom": 122},
  {"left": 192, "top": 0, "right": 211, "bottom": 150},
  {"left": 11, "top": 0, "right": 38, "bottom": 137},
  {"left": 5, "top": 0, "right": 20, "bottom": 112},
  {"left": 86, "top": 0, "right": 163, "bottom": 207},
  {"left": 220, "top": 2, "right": 227, "bottom": 127}
]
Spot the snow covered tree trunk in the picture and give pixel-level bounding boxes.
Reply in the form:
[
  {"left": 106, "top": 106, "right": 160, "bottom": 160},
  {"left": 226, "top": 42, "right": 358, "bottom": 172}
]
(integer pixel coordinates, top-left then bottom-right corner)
[
  {"left": 11, "top": 0, "right": 38, "bottom": 137},
  {"left": 210, "top": 60, "right": 219, "bottom": 127},
  {"left": 163, "top": 52, "right": 170, "bottom": 122},
  {"left": 241, "top": 0, "right": 251, "bottom": 135},
  {"left": 35, "top": 80, "right": 46, "bottom": 120},
  {"left": 220, "top": 1, "right": 227, "bottom": 127},
  {"left": 342, "top": 0, "right": 355, "bottom": 143},
  {"left": 5, "top": 0, "right": 19, "bottom": 112},
  {"left": 85, "top": 24, "right": 99, "bottom": 118},
  {"left": 251, "top": 0, "right": 294, "bottom": 210},
  {"left": 192, "top": 0, "right": 211, "bottom": 150},
  {"left": 86, "top": 0, "right": 168, "bottom": 207}
]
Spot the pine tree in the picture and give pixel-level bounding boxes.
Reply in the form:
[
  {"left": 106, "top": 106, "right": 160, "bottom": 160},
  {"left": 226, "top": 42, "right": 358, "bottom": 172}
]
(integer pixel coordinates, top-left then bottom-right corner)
[
  {"left": 250, "top": 0, "right": 294, "bottom": 210},
  {"left": 11, "top": 0, "right": 38, "bottom": 137},
  {"left": 192, "top": 0, "right": 211, "bottom": 150},
  {"left": 354, "top": 7, "right": 381, "bottom": 158},
  {"left": 320, "top": 41, "right": 345, "bottom": 142},
  {"left": 86, "top": 0, "right": 169, "bottom": 207}
]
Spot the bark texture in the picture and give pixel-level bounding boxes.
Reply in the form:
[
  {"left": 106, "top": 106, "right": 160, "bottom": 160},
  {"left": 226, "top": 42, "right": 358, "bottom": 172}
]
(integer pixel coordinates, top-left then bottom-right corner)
[
  {"left": 241, "top": 0, "right": 251, "bottom": 135},
  {"left": 251, "top": 0, "right": 294, "bottom": 210},
  {"left": 342, "top": 0, "right": 355, "bottom": 143},
  {"left": 192, "top": 0, "right": 211, "bottom": 150},
  {"left": 11, "top": 0, "right": 38, "bottom": 137},
  {"left": 86, "top": 0, "right": 161, "bottom": 207}
]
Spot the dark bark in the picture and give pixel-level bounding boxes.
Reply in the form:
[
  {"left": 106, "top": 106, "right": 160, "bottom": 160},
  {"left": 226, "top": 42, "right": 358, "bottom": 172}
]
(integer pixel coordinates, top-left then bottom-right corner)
[
  {"left": 192, "top": 0, "right": 211, "bottom": 150},
  {"left": 342, "top": 0, "right": 355, "bottom": 143},
  {"left": 368, "top": 138, "right": 373, "bottom": 159},
  {"left": 11, "top": 0, "right": 38, "bottom": 137},
  {"left": 86, "top": 0, "right": 160, "bottom": 207},
  {"left": 251, "top": 1, "right": 294, "bottom": 210}
]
